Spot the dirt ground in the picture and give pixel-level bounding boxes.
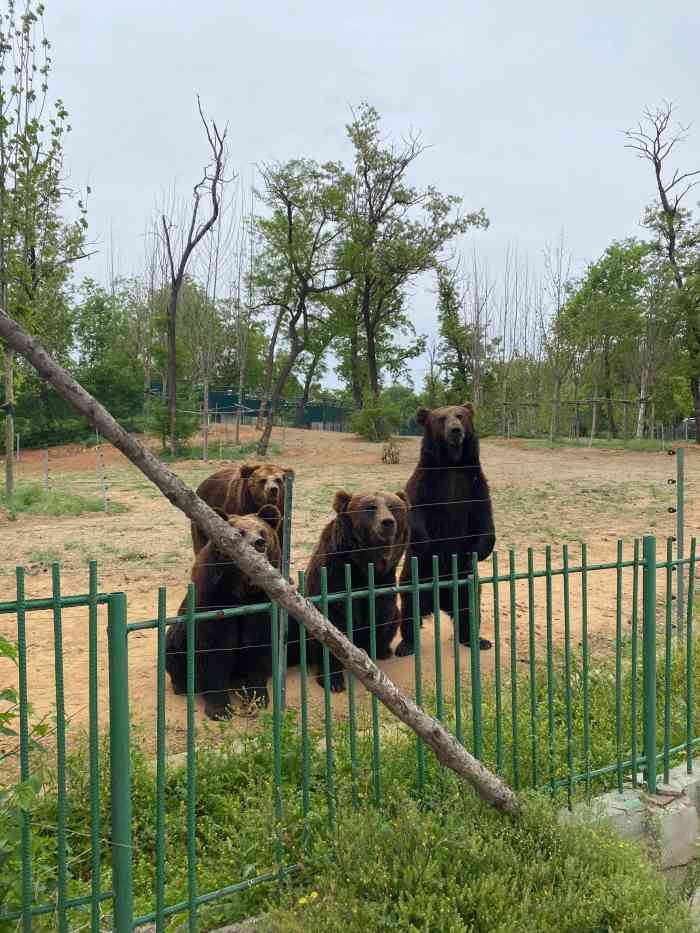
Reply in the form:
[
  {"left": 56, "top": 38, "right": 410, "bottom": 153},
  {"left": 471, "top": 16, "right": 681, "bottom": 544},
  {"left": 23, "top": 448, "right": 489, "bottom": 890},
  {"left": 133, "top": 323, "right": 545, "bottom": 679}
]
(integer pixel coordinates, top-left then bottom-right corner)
[{"left": 0, "top": 425, "right": 696, "bottom": 753}]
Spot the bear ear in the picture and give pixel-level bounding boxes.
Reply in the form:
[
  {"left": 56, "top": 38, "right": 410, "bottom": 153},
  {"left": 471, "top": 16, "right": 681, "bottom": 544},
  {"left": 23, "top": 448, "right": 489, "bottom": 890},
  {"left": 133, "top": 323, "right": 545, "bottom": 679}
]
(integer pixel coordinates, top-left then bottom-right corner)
[
  {"left": 333, "top": 490, "right": 352, "bottom": 514},
  {"left": 461, "top": 402, "right": 475, "bottom": 416},
  {"left": 257, "top": 504, "right": 282, "bottom": 533},
  {"left": 239, "top": 463, "right": 259, "bottom": 479},
  {"left": 395, "top": 491, "right": 409, "bottom": 505},
  {"left": 415, "top": 407, "right": 430, "bottom": 426}
]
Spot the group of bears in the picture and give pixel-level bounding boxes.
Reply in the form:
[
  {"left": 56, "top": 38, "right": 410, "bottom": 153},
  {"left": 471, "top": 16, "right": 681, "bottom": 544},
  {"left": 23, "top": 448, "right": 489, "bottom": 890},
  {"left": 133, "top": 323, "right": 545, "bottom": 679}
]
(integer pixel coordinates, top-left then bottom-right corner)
[{"left": 165, "top": 403, "right": 496, "bottom": 720}]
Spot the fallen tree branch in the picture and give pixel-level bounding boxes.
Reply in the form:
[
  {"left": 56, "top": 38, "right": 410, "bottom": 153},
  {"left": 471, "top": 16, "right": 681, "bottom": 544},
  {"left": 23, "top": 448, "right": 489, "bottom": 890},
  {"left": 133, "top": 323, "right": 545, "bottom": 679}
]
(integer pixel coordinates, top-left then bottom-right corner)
[{"left": 0, "top": 306, "right": 520, "bottom": 817}]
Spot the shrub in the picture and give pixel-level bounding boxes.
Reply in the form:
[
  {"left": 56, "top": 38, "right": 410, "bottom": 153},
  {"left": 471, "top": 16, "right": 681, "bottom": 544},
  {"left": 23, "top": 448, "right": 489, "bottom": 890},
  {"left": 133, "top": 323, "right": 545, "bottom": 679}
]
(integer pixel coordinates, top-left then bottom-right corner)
[
  {"left": 269, "top": 792, "right": 693, "bottom": 933},
  {"left": 351, "top": 405, "right": 401, "bottom": 442},
  {"left": 149, "top": 398, "right": 200, "bottom": 453}
]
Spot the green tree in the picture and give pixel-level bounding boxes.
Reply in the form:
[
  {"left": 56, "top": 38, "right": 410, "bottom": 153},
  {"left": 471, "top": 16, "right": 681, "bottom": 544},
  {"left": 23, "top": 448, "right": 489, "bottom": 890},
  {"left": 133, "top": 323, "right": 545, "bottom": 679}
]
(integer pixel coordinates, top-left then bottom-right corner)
[
  {"left": 0, "top": 0, "right": 88, "bottom": 490},
  {"left": 73, "top": 279, "right": 145, "bottom": 417},
  {"left": 254, "top": 158, "right": 353, "bottom": 455},
  {"left": 343, "top": 103, "right": 488, "bottom": 402}
]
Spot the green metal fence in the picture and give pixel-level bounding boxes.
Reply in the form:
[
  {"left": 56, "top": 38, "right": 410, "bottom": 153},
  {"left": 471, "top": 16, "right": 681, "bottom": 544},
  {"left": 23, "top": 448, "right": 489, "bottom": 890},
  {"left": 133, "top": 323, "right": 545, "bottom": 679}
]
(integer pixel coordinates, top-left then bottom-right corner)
[{"left": 0, "top": 535, "right": 698, "bottom": 930}]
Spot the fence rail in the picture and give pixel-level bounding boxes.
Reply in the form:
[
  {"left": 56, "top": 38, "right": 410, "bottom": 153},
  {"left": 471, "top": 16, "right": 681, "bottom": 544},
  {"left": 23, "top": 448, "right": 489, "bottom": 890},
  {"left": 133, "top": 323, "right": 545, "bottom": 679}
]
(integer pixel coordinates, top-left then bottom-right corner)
[{"left": 0, "top": 535, "right": 698, "bottom": 931}]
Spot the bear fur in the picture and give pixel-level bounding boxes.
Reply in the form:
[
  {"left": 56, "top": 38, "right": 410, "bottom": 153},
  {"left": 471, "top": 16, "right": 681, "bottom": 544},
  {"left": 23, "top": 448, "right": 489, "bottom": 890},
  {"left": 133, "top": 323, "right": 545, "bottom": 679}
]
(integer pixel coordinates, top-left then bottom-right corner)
[
  {"left": 166, "top": 505, "right": 297, "bottom": 720},
  {"left": 190, "top": 462, "right": 294, "bottom": 554},
  {"left": 395, "top": 403, "right": 495, "bottom": 657},
  {"left": 305, "top": 490, "right": 410, "bottom": 692}
]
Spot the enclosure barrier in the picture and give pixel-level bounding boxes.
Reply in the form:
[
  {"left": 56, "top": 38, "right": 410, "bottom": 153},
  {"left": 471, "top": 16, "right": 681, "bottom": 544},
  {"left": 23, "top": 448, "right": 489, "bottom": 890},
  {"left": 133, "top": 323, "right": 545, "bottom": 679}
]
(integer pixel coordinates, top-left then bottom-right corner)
[{"left": 0, "top": 535, "right": 697, "bottom": 931}]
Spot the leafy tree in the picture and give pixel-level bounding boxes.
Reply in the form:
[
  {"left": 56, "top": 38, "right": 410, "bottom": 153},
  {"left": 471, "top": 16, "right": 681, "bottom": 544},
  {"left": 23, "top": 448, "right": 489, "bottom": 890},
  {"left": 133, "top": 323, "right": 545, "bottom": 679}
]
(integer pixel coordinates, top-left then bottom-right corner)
[
  {"left": 254, "top": 158, "right": 353, "bottom": 455},
  {"left": 0, "top": 0, "right": 88, "bottom": 489},
  {"left": 343, "top": 103, "right": 487, "bottom": 402},
  {"left": 73, "top": 280, "right": 145, "bottom": 417}
]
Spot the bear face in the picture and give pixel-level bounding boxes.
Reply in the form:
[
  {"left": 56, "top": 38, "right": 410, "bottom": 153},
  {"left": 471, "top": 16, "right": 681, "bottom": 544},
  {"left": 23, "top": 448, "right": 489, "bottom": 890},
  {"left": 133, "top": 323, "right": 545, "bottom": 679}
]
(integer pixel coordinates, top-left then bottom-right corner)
[
  {"left": 415, "top": 403, "right": 476, "bottom": 463},
  {"left": 332, "top": 490, "right": 409, "bottom": 569},
  {"left": 238, "top": 463, "right": 294, "bottom": 509},
  {"left": 207, "top": 505, "right": 282, "bottom": 589}
]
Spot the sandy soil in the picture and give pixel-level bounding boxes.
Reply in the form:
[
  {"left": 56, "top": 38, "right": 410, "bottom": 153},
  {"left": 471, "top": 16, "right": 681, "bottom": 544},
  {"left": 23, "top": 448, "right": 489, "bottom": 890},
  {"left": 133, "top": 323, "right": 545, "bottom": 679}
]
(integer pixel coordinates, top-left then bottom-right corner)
[{"left": 0, "top": 426, "right": 696, "bottom": 754}]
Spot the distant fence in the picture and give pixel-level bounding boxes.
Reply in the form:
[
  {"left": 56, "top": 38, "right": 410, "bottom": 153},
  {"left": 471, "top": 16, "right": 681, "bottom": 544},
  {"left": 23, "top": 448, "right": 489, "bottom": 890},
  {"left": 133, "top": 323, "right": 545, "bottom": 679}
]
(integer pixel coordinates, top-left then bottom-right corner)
[{"left": 0, "top": 528, "right": 698, "bottom": 931}]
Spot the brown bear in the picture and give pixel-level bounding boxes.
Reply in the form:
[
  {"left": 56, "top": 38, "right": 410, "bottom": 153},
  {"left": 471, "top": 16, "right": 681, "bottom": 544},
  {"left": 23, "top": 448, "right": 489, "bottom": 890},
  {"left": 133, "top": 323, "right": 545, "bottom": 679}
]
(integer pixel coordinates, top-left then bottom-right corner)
[
  {"left": 166, "top": 504, "right": 297, "bottom": 720},
  {"left": 305, "top": 490, "right": 410, "bottom": 692},
  {"left": 190, "top": 462, "right": 294, "bottom": 554},
  {"left": 395, "top": 403, "right": 495, "bottom": 657}
]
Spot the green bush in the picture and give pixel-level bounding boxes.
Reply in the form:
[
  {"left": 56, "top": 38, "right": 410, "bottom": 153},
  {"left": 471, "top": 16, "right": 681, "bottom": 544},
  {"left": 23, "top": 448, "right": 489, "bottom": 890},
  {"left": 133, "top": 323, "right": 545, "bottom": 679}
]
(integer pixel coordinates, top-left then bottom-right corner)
[
  {"left": 351, "top": 404, "right": 402, "bottom": 442},
  {"left": 269, "top": 793, "right": 692, "bottom": 933},
  {"left": 149, "top": 398, "right": 200, "bottom": 453}
]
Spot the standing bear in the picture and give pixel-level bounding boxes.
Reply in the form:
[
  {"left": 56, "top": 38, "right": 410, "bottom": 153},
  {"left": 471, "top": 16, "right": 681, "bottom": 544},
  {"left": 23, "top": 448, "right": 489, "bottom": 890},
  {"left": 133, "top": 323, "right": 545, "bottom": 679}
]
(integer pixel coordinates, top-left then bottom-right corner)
[
  {"left": 395, "top": 403, "right": 495, "bottom": 657},
  {"left": 190, "top": 462, "right": 294, "bottom": 554},
  {"left": 305, "top": 490, "right": 410, "bottom": 692},
  {"left": 166, "top": 505, "right": 297, "bottom": 719}
]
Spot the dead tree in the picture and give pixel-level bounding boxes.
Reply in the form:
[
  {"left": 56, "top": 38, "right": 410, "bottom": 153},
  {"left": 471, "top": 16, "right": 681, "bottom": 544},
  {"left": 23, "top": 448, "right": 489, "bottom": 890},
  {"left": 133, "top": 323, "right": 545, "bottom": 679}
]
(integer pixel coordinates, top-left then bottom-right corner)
[
  {"left": 0, "top": 303, "right": 520, "bottom": 818},
  {"left": 625, "top": 103, "right": 700, "bottom": 441},
  {"left": 161, "top": 98, "right": 228, "bottom": 455}
]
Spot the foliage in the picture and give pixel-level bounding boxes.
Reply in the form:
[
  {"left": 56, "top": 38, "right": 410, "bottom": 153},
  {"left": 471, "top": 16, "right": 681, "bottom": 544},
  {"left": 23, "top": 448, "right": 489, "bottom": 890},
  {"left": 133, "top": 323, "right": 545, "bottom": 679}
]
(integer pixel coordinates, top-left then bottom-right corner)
[
  {"left": 0, "top": 636, "right": 49, "bottom": 912},
  {"left": 148, "top": 397, "right": 199, "bottom": 453},
  {"left": 269, "top": 792, "right": 691, "bottom": 933},
  {"left": 351, "top": 404, "right": 401, "bottom": 442}
]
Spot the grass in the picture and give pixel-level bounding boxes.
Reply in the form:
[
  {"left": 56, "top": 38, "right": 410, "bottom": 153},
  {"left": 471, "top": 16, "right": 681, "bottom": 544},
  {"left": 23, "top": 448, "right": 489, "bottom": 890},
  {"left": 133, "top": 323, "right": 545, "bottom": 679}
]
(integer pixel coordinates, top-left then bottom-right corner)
[
  {"left": 519, "top": 435, "right": 676, "bottom": 453},
  {"left": 2, "top": 630, "right": 700, "bottom": 930},
  {"left": 0, "top": 483, "right": 128, "bottom": 519},
  {"left": 158, "top": 441, "right": 282, "bottom": 464}
]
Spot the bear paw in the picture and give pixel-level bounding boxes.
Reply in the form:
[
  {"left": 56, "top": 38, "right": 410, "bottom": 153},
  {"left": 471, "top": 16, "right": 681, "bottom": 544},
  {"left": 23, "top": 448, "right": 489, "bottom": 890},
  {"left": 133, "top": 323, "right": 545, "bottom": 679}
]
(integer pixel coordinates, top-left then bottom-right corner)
[{"left": 394, "top": 640, "right": 415, "bottom": 657}]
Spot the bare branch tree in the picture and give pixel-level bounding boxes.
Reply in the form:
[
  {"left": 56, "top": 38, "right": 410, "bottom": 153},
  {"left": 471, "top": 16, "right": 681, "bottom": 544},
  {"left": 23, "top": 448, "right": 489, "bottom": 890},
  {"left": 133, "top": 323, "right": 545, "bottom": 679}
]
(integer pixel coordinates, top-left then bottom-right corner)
[
  {"left": 625, "top": 102, "right": 700, "bottom": 441},
  {"left": 160, "top": 97, "right": 229, "bottom": 454}
]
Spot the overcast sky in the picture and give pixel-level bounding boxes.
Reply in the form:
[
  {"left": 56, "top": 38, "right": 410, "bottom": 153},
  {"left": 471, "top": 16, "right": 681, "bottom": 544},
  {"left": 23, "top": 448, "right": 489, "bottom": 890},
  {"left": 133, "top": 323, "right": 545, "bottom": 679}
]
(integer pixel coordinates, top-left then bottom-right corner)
[{"left": 48, "top": 1, "right": 700, "bottom": 389}]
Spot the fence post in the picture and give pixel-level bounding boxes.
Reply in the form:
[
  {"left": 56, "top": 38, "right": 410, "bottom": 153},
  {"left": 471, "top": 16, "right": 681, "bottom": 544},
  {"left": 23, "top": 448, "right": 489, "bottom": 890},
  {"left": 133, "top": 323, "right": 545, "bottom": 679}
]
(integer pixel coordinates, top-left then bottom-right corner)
[
  {"left": 279, "top": 471, "right": 294, "bottom": 709},
  {"left": 107, "top": 593, "right": 133, "bottom": 932},
  {"left": 642, "top": 535, "right": 657, "bottom": 793},
  {"left": 677, "top": 447, "right": 685, "bottom": 635}
]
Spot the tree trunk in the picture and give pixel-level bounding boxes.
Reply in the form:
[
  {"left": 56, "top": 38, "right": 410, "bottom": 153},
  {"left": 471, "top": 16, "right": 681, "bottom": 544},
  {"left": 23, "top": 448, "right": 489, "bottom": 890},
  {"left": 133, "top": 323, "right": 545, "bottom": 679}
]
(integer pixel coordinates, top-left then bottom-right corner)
[
  {"left": 602, "top": 344, "right": 617, "bottom": 438},
  {"left": 589, "top": 396, "right": 598, "bottom": 446},
  {"left": 361, "top": 279, "right": 380, "bottom": 402},
  {"left": 0, "top": 304, "right": 520, "bottom": 818},
  {"left": 692, "top": 377, "right": 700, "bottom": 446},
  {"left": 3, "top": 345, "right": 14, "bottom": 498},
  {"left": 349, "top": 325, "right": 363, "bottom": 410},
  {"left": 257, "top": 342, "right": 302, "bottom": 457},
  {"left": 235, "top": 338, "right": 246, "bottom": 445},
  {"left": 636, "top": 369, "right": 648, "bottom": 439},
  {"left": 258, "top": 316, "right": 282, "bottom": 430},
  {"left": 295, "top": 352, "right": 321, "bottom": 428},
  {"left": 166, "top": 285, "right": 179, "bottom": 455},
  {"left": 202, "top": 375, "right": 209, "bottom": 462}
]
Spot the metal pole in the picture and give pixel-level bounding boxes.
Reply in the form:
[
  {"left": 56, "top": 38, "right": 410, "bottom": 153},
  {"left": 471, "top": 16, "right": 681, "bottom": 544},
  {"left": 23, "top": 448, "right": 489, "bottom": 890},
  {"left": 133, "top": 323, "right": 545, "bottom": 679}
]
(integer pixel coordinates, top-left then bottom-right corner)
[
  {"left": 107, "top": 593, "right": 134, "bottom": 932},
  {"left": 677, "top": 447, "right": 685, "bottom": 634},
  {"left": 642, "top": 535, "right": 657, "bottom": 793},
  {"left": 279, "top": 471, "right": 294, "bottom": 709}
]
